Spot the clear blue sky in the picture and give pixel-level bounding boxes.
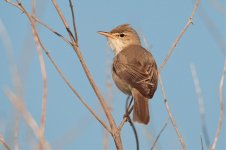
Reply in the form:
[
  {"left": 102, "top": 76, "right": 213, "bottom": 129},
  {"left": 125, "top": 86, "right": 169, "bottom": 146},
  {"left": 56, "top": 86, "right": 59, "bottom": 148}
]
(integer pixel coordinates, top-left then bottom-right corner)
[{"left": 0, "top": 0, "right": 225, "bottom": 149}]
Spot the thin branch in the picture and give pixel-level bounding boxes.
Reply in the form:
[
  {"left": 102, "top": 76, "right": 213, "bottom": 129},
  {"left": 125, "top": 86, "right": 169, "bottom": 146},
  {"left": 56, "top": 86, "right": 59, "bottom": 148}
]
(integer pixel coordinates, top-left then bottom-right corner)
[
  {"left": 51, "top": 0, "right": 75, "bottom": 43},
  {"left": 4, "top": 89, "right": 51, "bottom": 149},
  {"left": 5, "top": 0, "right": 110, "bottom": 135},
  {"left": 69, "top": 0, "right": 78, "bottom": 43},
  {"left": 143, "top": 127, "right": 159, "bottom": 150},
  {"left": 32, "top": 16, "right": 72, "bottom": 45},
  {"left": 158, "top": 73, "right": 186, "bottom": 149},
  {"left": 4, "top": 1, "right": 72, "bottom": 46},
  {"left": 14, "top": 114, "right": 20, "bottom": 150},
  {"left": 103, "top": 52, "right": 114, "bottom": 150},
  {"left": 123, "top": 96, "right": 139, "bottom": 150},
  {"left": 0, "top": 15, "right": 22, "bottom": 150},
  {"left": 0, "top": 134, "right": 11, "bottom": 150},
  {"left": 127, "top": 116, "right": 139, "bottom": 150},
  {"left": 211, "top": 59, "right": 226, "bottom": 150},
  {"left": 4, "top": 0, "right": 20, "bottom": 9},
  {"left": 119, "top": 105, "right": 134, "bottom": 131},
  {"left": 151, "top": 119, "right": 168, "bottom": 150},
  {"left": 16, "top": 1, "right": 111, "bottom": 133},
  {"left": 118, "top": 96, "right": 134, "bottom": 131},
  {"left": 31, "top": 1, "right": 48, "bottom": 149},
  {"left": 201, "top": 136, "right": 204, "bottom": 150},
  {"left": 50, "top": 1, "right": 122, "bottom": 149},
  {"left": 159, "top": 0, "right": 200, "bottom": 71},
  {"left": 190, "top": 63, "right": 210, "bottom": 146}
]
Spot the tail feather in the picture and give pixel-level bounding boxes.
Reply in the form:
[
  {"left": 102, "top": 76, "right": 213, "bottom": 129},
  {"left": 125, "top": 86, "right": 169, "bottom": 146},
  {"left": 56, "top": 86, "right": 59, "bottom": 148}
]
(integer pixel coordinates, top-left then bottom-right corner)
[{"left": 132, "top": 88, "right": 150, "bottom": 124}]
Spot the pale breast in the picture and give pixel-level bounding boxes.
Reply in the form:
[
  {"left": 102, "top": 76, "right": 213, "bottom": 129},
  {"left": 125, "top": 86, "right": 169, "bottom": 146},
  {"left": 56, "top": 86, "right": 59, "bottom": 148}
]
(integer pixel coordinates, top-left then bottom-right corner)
[{"left": 112, "top": 69, "right": 132, "bottom": 95}]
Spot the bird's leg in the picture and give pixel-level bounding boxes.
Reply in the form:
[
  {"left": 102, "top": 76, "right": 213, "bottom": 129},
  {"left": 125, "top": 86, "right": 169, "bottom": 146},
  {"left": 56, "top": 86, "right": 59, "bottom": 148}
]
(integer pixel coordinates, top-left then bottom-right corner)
[{"left": 123, "top": 96, "right": 134, "bottom": 121}]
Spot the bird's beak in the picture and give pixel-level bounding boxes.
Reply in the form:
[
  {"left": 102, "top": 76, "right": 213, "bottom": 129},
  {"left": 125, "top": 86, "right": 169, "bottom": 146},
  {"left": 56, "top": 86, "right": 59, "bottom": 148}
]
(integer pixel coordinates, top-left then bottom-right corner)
[{"left": 98, "top": 31, "right": 114, "bottom": 39}]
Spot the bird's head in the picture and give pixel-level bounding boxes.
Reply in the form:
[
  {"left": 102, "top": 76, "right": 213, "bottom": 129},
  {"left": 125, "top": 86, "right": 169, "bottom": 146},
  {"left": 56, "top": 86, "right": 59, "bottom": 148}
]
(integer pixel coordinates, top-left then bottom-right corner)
[{"left": 98, "top": 24, "right": 141, "bottom": 55}]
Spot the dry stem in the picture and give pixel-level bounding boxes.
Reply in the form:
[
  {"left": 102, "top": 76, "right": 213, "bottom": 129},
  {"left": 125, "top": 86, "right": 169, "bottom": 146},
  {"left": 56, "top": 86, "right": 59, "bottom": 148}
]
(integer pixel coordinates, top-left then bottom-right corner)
[
  {"left": 190, "top": 64, "right": 210, "bottom": 146},
  {"left": 151, "top": 119, "right": 168, "bottom": 150},
  {"left": 69, "top": 0, "right": 78, "bottom": 43},
  {"left": 30, "top": 0, "right": 48, "bottom": 149},
  {"left": 158, "top": 73, "right": 186, "bottom": 149},
  {"left": 11, "top": 1, "right": 111, "bottom": 133},
  {"left": 211, "top": 59, "right": 226, "bottom": 150},
  {"left": 51, "top": 0, "right": 122, "bottom": 149},
  {"left": 0, "top": 134, "right": 11, "bottom": 150},
  {"left": 159, "top": 0, "right": 200, "bottom": 71},
  {"left": 4, "top": 90, "right": 51, "bottom": 149},
  {"left": 5, "top": 0, "right": 111, "bottom": 147}
]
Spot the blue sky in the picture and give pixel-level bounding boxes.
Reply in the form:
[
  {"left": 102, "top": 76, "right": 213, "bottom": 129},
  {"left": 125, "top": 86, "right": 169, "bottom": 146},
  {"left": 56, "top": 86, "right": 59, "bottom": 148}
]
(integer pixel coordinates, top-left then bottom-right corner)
[{"left": 0, "top": 0, "right": 225, "bottom": 149}]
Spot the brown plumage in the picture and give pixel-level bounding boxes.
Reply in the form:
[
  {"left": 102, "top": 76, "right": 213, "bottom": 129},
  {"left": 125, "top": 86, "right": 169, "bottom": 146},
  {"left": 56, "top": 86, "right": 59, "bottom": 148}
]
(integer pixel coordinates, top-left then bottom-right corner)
[{"left": 98, "top": 24, "right": 158, "bottom": 124}]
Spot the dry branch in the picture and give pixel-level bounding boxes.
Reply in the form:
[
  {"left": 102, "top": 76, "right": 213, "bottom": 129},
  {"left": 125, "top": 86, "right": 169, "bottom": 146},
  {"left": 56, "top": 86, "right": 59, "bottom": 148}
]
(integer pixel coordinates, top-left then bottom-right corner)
[
  {"left": 157, "top": 0, "right": 201, "bottom": 149},
  {"left": 50, "top": 0, "right": 122, "bottom": 149},
  {"left": 201, "top": 136, "right": 204, "bottom": 150},
  {"left": 69, "top": 0, "right": 78, "bottom": 43},
  {"left": 0, "top": 134, "right": 11, "bottom": 150},
  {"left": 4, "top": 0, "right": 71, "bottom": 45},
  {"left": 211, "top": 59, "right": 226, "bottom": 150},
  {"left": 5, "top": 0, "right": 111, "bottom": 134},
  {"left": 190, "top": 64, "right": 210, "bottom": 146},
  {"left": 160, "top": 0, "right": 200, "bottom": 71},
  {"left": 31, "top": 0, "right": 48, "bottom": 149},
  {"left": 13, "top": 115, "right": 20, "bottom": 150},
  {"left": 158, "top": 73, "right": 186, "bottom": 149},
  {"left": 151, "top": 120, "right": 168, "bottom": 150},
  {"left": 0, "top": 16, "right": 22, "bottom": 150},
  {"left": 4, "top": 90, "right": 51, "bottom": 150}
]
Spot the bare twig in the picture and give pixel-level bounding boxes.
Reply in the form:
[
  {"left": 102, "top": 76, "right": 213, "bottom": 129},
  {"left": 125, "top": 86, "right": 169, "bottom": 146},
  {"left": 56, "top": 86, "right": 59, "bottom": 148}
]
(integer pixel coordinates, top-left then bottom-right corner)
[
  {"left": 13, "top": 1, "right": 111, "bottom": 133},
  {"left": 5, "top": 0, "right": 111, "bottom": 144},
  {"left": 0, "top": 16, "right": 22, "bottom": 150},
  {"left": 4, "top": 0, "right": 20, "bottom": 9},
  {"left": 51, "top": 0, "right": 75, "bottom": 43},
  {"left": 124, "top": 96, "right": 139, "bottom": 150},
  {"left": 211, "top": 59, "right": 226, "bottom": 150},
  {"left": 4, "top": 1, "right": 71, "bottom": 45},
  {"left": 50, "top": 1, "right": 122, "bottom": 149},
  {"left": 159, "top": 0, "right": 200, "bottom": 71},
  {"left": 118, "top": 96, "right": 133, "bottom": 131},
  {"left": 158, "top": 73, "right": 186, "bottom": 149},
  {"left": 201, "top": 136, "right": 204, "bottom": 150},
  {"left": 119, "top": 102, "right": 134, "bottom": 131},
  {"left": 4, "top": 89, "right": 51, "bottom": 149},
  {"left": 0, "top": 134, "right": 11, "bottom": 150},
  {"left": 103, "top": 49, "right": 114, "bottom": 150},
  {"left": 14, "top": 114, "right": 20, "bottom": 150},
  {"left": 143, "top": 127, "right": 159, "bottom": 150},
  {"left": 31, "top": 1, "right": 48, "bottom": 149},
  {"left": 32, "top": 16, "right": 72, "bottom": 45},
  {"left": 69, "top": 0, "right": 78, "bottom": 43},
  {"left": 151, "top": 119, "right": 168, "bottom": 150},
  {"left": 190, "top": 63, "right": 210, "bottom": 146},
  {"left": 127, "top": 116, "right": 139, "bottom": 150}
]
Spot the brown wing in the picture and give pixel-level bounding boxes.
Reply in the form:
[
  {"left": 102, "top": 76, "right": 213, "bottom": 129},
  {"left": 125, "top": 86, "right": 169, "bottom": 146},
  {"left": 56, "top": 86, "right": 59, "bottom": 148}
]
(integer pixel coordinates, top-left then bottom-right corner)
[{"left": 113, "top": 51, "right": 158, "bottom": 98}]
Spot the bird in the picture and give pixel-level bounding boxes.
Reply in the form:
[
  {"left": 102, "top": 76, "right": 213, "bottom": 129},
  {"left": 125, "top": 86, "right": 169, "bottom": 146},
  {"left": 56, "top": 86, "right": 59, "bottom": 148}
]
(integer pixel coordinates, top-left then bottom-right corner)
[{"left": 98, "top": 24, "right": 158, "bottom": 124}]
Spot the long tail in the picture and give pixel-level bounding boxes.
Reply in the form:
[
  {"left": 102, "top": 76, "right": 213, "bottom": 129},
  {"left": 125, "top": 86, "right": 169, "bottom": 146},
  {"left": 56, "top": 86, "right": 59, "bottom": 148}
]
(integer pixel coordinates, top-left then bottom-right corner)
[{"left": 131, "top": 88, "right": 150, "bottom": 124}]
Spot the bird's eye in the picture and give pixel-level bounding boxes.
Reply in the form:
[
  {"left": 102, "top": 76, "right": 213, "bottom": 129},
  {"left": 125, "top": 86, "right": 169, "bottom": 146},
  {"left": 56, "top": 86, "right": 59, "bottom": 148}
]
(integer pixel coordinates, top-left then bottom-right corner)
[{"left": 119, "top": 33, "right": 125, "bottom": 37}]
